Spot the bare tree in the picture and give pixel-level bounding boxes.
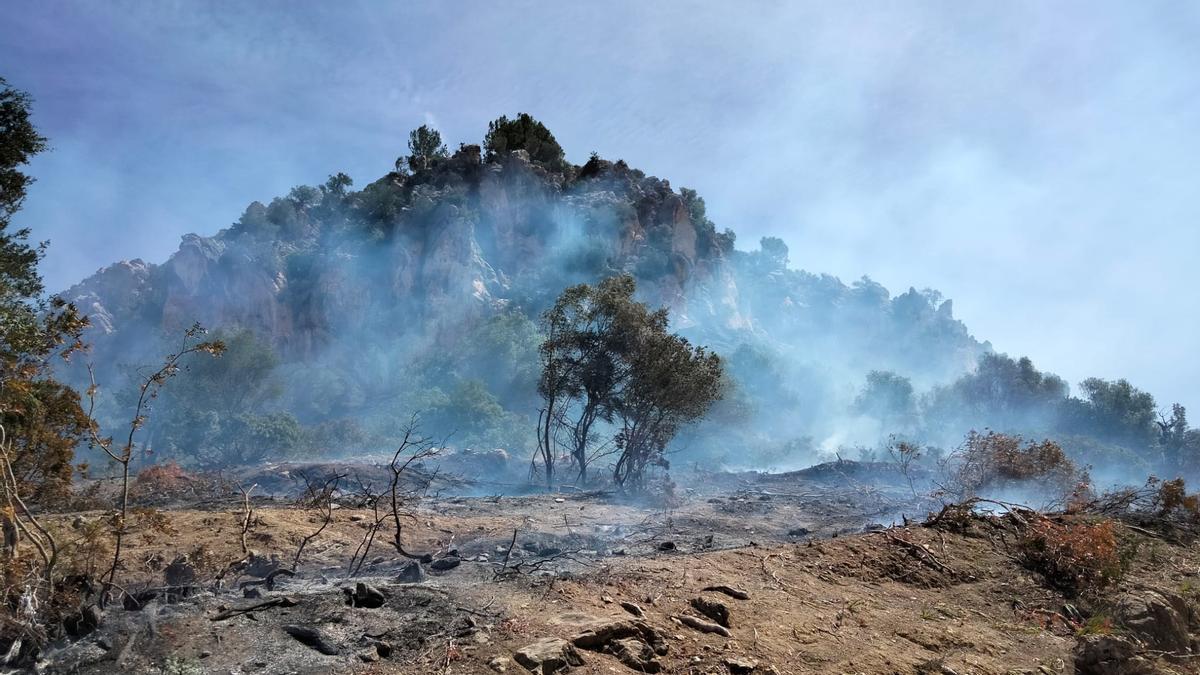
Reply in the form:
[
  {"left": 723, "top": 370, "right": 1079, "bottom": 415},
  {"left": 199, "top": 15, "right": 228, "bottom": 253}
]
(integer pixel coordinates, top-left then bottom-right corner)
[
  {"left": 386, "top": 416, "right": 442, "bottom": 561},
  {"left": 85, "top": 323, "right": 224, "bottom": 599},
  {"left": 292, "top": 471, "right": 344, "bottom": 572}
]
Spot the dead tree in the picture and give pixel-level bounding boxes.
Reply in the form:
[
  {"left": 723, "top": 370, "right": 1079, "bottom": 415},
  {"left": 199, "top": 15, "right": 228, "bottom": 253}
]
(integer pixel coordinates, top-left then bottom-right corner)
[
  {"left": 85, "top": 323, "right": 224, "bottom": 601},
  {"left": 291, "top": 471, "right": 343, "bottom": 572},
  {"left": 386, "top": 416, "right": 442, "bottom": 561}
]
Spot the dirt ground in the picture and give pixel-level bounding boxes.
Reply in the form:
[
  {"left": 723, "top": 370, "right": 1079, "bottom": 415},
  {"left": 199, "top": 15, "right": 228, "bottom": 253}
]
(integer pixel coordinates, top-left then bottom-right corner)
[{"left": 31, "top": 462, "right": 1200, "bottom": 674}]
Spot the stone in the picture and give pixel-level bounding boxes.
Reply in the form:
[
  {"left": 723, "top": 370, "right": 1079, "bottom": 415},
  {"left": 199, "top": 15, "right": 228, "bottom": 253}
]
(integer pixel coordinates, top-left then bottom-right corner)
[
  {"left": 609, "top": 637, "right": 662, "bottom": 673},
  {"left": 513, "top": 637, "right": 585, "bottom": 673},
  {"left": 787, "top": 527, "right": 809, "bottom": 537},
  {"left": 620, "top": 601, "right": 644, "bottom": 618},
  {"left": 488, "top": 655, "right": 512, "bottom": 672},
  {"left": 396, "top": 560, "right": 426, "bottom": 583},
  {"left": 349, "top": 582, "right": 386, "bottom": 608},
  {"left": 282, "top": 625, "right": 339, "bottom": 656},
  {"left": 1074, "top": 635, "right": 1160, "bottom": 675},
  {"left": 723, "top": 656, "right": 758, "bottom": 674},
  {"left": 1114, "top": 590, "right": 1194, "bottom": 653},
  {"left": 431, "top": 556, "right": 462, "bottom": 571},
  {"left": 690, "top": 597, "right": 731, "bottom": 628}
]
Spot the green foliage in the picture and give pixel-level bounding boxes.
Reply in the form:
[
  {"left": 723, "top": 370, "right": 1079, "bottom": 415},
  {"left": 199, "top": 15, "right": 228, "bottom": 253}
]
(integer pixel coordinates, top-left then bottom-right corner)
[
  {"left": 1060, "top": 378, "right": 1157, "bottom": 448},
  {"left": 538, "top": 275, "right": 724, "bottom": 490},
  {"left": 0, "top": 77, "right": 89, "bottom": 505},
  {"left": 406, "top": 124, "right": 448, "bottom": 171},
  {"left": 146, "top": 330, "right": 300, "bottom": 467},
  {"left": 483, "top": 113, "right": 567, "bottom": 170},
  {"left": 855, "top": 370, "right": 917, "bottom": 431},
  {"left": 924, "top": 353, "right": 1068, "bottom": 433},
  {"left": 423, "top": 379, "right": 524, "bottom": 449}
]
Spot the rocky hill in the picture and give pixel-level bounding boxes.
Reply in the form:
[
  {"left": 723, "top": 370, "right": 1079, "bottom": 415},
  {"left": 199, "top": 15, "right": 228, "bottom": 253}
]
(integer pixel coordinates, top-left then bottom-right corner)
[{"left": 62, "top": 125, "right": 987, "bottom": 464}]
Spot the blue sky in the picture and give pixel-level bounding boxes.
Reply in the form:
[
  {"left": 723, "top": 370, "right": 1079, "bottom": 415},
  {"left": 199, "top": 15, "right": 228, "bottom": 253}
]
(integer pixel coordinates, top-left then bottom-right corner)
[{"left": 2, "top": 1, "right": 1198, "bottom": 411}]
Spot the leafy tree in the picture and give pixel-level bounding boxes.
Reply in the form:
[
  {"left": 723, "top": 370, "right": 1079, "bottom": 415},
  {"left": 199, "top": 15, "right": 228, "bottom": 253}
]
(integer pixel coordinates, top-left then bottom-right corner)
[
  {"left": 924, "top": 353, "right": 1068, "bottom": 435},
  {"left": 612, "top": 313, "right": 724, "bottom": 489},
  {"left": 538, "top": 275, "right": 724, "bottom": 490},
  {"left": 483, "top": 113, "right": 567, "bottom": 170},
  {"left": 855, "top": 370, "right": 917, "bottom": 431},
  {"left": 1059, "top": 378, "right": 1158, "bottom": 448},
  {"left": 539, "top": 276, "right": 640, "bottom": 485},
  {"left": 145, "top": 329, "right": 297, "bottom": 467},
  {"left": 424, "top": 379, "right": 522, "bottom": 450},
  {"left": 406, "top": 124, "right": 448, "bottom": 171},
  {"left": 0, "top": 77, "right": 89, "bottom": 505}
]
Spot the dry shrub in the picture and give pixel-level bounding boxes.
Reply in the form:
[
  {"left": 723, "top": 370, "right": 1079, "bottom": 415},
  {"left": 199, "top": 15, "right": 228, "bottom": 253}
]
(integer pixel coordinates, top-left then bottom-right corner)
[
  {"left": 1152, "top": 478, "right": 1200, "bottom": 522},
  {"left": 1019, "top": 518, "right": 1132, "bottom": 597},
  {"left": 132, "top": 461, "right": 192, "bottom": 501},
  {"left": 944, "top": 432, "right": 1088, "bottom": 505}
]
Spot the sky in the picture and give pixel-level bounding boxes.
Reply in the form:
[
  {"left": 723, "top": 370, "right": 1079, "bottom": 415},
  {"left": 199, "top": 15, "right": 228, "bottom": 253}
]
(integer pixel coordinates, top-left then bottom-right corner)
[{"left": 2, "top": 1, "right": 1198, "bottom": 411}]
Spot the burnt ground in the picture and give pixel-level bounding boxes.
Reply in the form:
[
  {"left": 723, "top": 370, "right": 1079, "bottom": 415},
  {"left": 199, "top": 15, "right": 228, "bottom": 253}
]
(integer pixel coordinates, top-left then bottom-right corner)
[{"left": 30, "top": 461, "right": 1200, "bottom": 674}]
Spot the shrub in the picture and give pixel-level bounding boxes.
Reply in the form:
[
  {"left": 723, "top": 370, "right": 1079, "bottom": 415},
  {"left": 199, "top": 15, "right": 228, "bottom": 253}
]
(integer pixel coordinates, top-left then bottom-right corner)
[
  {"left": 133, "top": 461, "right": 192, "bottom": 501},
  {"left": 483, "top": 113, "right": 567, "bottom": 171},
  {"left": 943, "top": 431, "right": 1088, "bottom": 506},
  {"left": 1019, "top": 518, "right": 1131, "bottom": 596}
]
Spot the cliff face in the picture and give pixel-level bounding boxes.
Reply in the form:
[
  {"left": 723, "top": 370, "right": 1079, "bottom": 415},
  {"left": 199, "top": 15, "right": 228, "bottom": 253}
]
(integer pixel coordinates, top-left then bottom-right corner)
[{"left": 63, "top": 144, "right": 982, "bottom": 392}]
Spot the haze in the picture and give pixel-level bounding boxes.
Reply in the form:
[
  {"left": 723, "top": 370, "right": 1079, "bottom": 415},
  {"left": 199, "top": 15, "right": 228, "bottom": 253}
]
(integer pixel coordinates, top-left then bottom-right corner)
[{"left": 2, "top": 1, "right": 1197, "bottom": 411}]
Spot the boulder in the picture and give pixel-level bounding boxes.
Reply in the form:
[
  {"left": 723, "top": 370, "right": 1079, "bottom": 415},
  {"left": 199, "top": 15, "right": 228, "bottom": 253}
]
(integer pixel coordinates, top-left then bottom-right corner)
[
  {"left": 396, "top": 560, "right": 426, "bottom": 583},
  {"left": 431, "top": 555, "right": 462, "bottom": 571},
  {"left": 347, "top": 582, "right": 386, "bottom": 608},
  {"left": 1074, "top": 635, "right": 1161, "bottom": 675},
  {"left": 723, "top": 656, "right": 758, "bottom": 674},
  {"left": 1114, "top": 590, "right": 1194, "bottom": 653},
  {"left": 513, "top": 637, "right": 585, "bottom": 673}
]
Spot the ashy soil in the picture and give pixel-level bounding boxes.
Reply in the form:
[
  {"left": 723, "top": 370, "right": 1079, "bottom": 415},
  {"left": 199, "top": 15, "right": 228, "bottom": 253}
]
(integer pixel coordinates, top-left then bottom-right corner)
[{"left": 31, "top": 462, "right": 1200, "bottom": 674}]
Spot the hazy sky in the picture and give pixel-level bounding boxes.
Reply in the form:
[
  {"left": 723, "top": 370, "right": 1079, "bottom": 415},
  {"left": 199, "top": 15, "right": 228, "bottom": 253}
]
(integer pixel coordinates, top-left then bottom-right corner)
[{"left": 2, "top": 1, "right": 1197, "bottom": 411}]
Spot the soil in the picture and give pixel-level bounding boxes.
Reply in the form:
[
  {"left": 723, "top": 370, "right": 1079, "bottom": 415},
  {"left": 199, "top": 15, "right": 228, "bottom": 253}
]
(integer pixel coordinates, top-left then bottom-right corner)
[{"left": 31, "top": 462, "right": 1200, "bottom": 674}]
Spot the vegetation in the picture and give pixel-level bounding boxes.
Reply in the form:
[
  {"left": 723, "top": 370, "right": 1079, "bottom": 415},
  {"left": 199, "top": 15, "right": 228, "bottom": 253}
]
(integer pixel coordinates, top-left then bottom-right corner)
[
  {"left": 404, "top": 124, "right": 447, "bottom": 172},
  {"left": 483, "top": 113, "right": 567, "bottom": 170},
  {"left": 1019, "top": 518, "right": 1132, "bottom": 597},
  {"left": 0, "top": 77, "right": 89, "bottom": 507},
  {"left": 537, "top": 275, "right": 723, "bottom": 490}
]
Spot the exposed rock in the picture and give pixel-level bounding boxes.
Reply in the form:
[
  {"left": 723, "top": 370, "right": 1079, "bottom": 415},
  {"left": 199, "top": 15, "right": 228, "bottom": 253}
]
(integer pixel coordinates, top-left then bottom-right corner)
[
  {"left": 657, "top": 541, "right": 677, "bottom": 552},
  {"left": 571, "top": 618, "right": 667, "bottom": 656},
  {"left": 1074, "top": 635, "right": 1161, "bottom": 675},
  {"left": 702, "top": 585, "right": 750, "bottom": 600},
  {"left": 723, "top": 656, "right": 758, "bottom": 674},
  {"left": 676, "top": 614, "right": 732, "bottom": 637},
  {"left": 690, "top": 597, "right": 731, "bottom": 628},
  {"left": 513, "top": 637, "right": 585, "bottom": 673},
  {"left": 608, "top": 636, "right": 662, "bottom": 673},
  {"left": 431, "top": 555, "right": 462, "bottom": 571},
  {"left": 1114, "top": 589, "right": 1195, "bottom": 653},
  {"left": 396, "top": 560, "right": 426, "bottom": 583},
  {"left": 163, "top": 555, "right": 197, "bottom": 586},
  {"left": 346, "top": 582, "right": 386, "bottom": 608},
  {"left": 787, "top": 527, "right": 809, "bottom": 537},
  {"left": 488, "top": 655, "right": 512, "bottom": 672},
  {"left": 620, "top": 601, "right": 645, "bottom": 618},
  {"left": 282, "top": 625, "right": 339, "bottom": 656}
]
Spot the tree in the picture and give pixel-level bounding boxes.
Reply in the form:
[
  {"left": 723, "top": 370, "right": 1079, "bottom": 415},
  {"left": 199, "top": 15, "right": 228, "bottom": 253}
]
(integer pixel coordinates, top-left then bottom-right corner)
[
  {"left": 855, "top": 370, "right": 917, "bottom": 431},
  {"left": 538, "top": 277, "right": 640, "bottom": 485},
  {"left": 1060, "top": 378, "right": 1158, "bottom": 448},
  {"left": 483, "top": 113, "right": 567, "bottom": 170},
  {"left": 611, "top": 320, "right": 724, "bottom": 489},
  {"left": 0, "top": 77, "right": 89, "bottom": 506},
  {"left": 146, "top": 329, "right": 297, "bottom": 467},
  {"left": 406, "top": 124, "right": 448, "bottom": 171},
  {"left": 536, "top": 275, "right": 724, "bottom": 491}
]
